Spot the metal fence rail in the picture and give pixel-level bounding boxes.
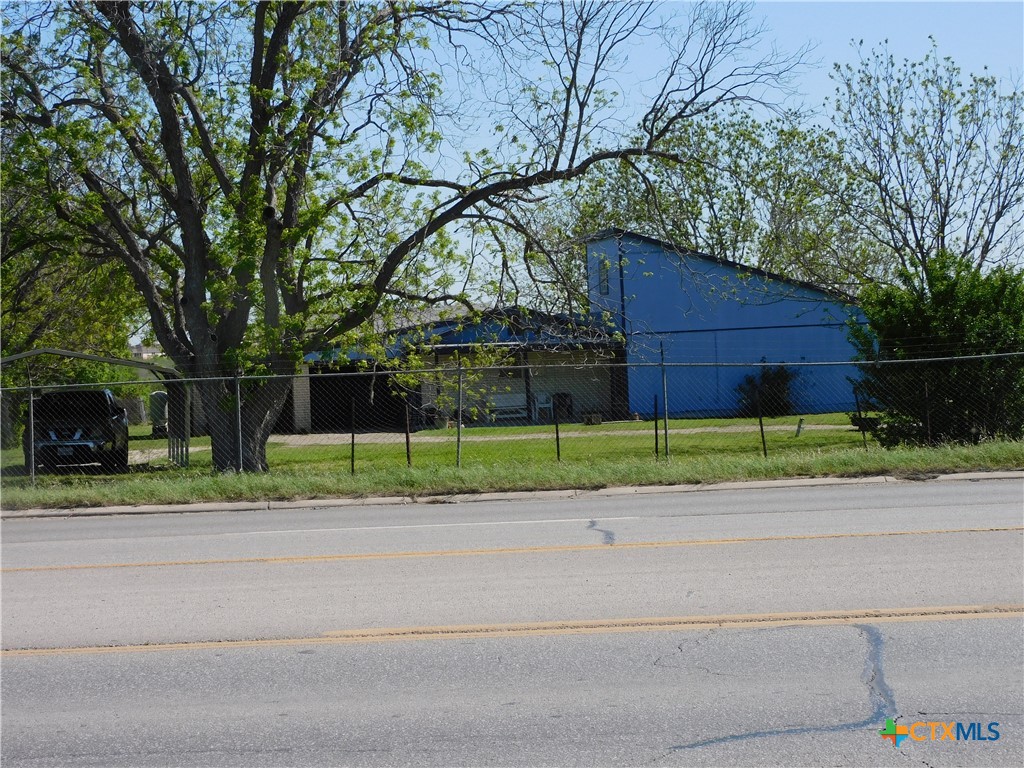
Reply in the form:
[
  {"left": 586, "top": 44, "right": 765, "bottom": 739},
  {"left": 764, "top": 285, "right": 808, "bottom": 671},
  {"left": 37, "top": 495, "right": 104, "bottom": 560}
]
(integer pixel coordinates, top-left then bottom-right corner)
[{"left": 2, "top": 353, "right": 1022, "bottom": 480}]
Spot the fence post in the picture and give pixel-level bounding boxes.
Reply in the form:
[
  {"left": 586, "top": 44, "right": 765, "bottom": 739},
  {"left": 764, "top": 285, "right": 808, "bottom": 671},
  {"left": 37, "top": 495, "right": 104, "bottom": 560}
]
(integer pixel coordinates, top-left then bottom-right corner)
[
  {"left": 350, "top": 397, "right": 356, "bottom": 475},
  {"left": 456, "top": 361, "right": 463, "bottom": 468},
  {"left": 660, "top": 345, "right": 670, "bottom": 460},
  {"left": 233, "top": 373, "right": 244, "bottom": 472},
  {"left": 924, "top": 380, "right": 932, "bottom": 444},
  {"left": 554, "top": 402, "right": 561, "bottom": 462},
  {"left": 405, "top": 402, "right": 412, "bottom": 468},
  {"left": 756, "top": 387, "right": 768, "bottom": 458},
  {"left": 853, "top": 387, "right": 868, "bottom": 451},
  {"left": 27, "top": 383, "right": 35, "bottom": 485},
  {"left": 653, "top": 394, "right": 659, "bottom": 460}
]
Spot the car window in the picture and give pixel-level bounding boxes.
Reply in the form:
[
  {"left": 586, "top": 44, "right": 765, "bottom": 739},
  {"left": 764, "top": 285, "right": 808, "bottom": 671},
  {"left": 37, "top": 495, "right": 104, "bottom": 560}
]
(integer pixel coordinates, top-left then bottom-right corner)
[{"left": 36, "top": 392, "right": 112, "bottom": 422}]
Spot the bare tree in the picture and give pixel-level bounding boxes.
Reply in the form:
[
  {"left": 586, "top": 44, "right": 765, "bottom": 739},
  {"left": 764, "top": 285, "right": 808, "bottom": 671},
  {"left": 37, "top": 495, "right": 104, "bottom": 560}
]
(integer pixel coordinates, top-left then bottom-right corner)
[
  {"left": 830, "top": 40, "right": 1024, "bottom": 292},
  {"left": 2, "top": 0, "right": 802, "bottom": 470}
]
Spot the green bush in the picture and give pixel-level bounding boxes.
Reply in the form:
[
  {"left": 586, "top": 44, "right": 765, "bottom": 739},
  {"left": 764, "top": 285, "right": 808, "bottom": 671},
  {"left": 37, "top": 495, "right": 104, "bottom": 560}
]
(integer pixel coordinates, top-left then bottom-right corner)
[
  {"left": 736, "top": 365, "right": 797, "bottom": 418},
  {"left": 850, "top": 252, "right": 1024, "bottom": 447}
]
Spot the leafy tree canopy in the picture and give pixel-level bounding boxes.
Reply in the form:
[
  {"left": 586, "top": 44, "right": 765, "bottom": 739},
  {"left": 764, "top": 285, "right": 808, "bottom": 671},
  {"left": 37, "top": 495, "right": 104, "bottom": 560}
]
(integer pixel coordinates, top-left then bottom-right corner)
[
  {"left": 1, "top": 0, "right": 802, "bottom": 470},
  {"left": 851, "top": 252, "right": 1024, "bottom": 446},
  {"left": 1, "top": 133, "right": 145, "bottom": 387}
]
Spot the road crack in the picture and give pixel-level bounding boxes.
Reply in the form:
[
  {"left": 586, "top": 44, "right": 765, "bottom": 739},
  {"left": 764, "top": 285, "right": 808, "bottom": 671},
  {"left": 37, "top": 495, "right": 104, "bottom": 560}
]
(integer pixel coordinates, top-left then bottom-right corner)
[
  {"left": 646, "top": 623, "right": 896, "bottom": 759},
  {"left": 586, "top": 519, "right": 616, "bottom": 545}
]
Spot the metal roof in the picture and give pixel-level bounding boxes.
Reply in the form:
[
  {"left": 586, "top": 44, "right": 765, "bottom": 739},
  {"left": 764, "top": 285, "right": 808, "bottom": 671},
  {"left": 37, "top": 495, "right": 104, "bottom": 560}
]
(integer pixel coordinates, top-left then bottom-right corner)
[
  {"left": 583, "top": 228, "right": 857, "bottom": 303},
  {"left": 0, "top": 348, "right": 181, "bottom": 379},
  {"left": 306, "top": 307, "right": 619, "bottom": 366}
]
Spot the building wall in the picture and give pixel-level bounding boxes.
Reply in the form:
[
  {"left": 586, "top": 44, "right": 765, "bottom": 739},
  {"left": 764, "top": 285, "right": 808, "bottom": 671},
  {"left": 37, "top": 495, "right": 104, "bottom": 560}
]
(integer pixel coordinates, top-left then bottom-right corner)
[
  {"left": 527, "top": 350, "right": 614, "bottom": 419},
  {"left": 588, "top": 232, "right": 862, "bottom": 416},
  {"left": 419, "top": 349, "right": 615, "bottom": 423}
]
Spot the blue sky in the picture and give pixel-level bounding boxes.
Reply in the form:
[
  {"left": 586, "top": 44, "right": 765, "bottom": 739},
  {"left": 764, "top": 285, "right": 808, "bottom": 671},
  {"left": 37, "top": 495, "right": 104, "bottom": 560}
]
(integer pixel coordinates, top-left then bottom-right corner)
[{"left": 747, "top": 0, "right": 1023, "bottom": 111}]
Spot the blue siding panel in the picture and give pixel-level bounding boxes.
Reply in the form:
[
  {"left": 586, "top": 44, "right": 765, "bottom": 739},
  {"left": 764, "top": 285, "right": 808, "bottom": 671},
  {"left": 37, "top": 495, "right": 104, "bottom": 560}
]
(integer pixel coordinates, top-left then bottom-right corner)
[{"left": 587, "top": 231, "right": 863, "bottom": 417}]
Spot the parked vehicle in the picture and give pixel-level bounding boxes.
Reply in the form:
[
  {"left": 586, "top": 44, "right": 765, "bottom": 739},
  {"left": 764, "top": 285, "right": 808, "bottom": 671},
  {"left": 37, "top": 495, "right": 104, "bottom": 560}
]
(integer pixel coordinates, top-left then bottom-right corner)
[{"left": 24, "top": 390, "right": 129, "bottom": 472}]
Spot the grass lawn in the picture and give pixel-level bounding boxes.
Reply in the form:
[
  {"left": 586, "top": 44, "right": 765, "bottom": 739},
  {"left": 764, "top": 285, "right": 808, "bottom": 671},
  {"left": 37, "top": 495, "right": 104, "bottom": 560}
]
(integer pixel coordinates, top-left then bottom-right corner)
[
  {"left": 1, "top": 415, "right": 1020, "bottom": 510},
  {"left": 411, "top": 411, "right": 852, "bottom": 438}
]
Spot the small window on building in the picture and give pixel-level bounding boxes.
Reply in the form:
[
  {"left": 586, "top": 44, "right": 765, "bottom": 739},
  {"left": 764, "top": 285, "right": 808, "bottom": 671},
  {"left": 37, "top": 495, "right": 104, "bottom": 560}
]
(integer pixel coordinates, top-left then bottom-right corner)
[{"left": 598, "top": 259, "right": 610, "bottom": 295}]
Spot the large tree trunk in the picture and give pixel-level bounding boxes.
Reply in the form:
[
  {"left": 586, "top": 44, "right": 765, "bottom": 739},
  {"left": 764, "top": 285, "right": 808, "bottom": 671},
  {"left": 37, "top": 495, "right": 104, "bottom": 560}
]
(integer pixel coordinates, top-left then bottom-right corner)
[
  {"left": 0, "top": 393, "right": 18, "bottom": 450},
  {"left": 194, "top": 377, "right": 292, "bottom": 472}
]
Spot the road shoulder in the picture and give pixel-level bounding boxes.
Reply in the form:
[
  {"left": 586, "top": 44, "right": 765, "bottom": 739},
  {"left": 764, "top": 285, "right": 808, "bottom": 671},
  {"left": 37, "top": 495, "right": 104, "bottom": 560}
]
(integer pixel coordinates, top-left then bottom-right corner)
[{"left": 2, "top": 471, "right": 1021, "bottom": 520}]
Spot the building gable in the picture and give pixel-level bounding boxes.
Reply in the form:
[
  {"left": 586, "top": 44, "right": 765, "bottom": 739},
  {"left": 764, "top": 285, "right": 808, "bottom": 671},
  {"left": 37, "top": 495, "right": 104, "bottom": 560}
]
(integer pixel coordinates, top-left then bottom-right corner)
[
  {"left": 586, "top": 229, "right": 855, "bottom": 341},
  {"left": 584, "top": 229, "right": 862, "bottom": 415}
]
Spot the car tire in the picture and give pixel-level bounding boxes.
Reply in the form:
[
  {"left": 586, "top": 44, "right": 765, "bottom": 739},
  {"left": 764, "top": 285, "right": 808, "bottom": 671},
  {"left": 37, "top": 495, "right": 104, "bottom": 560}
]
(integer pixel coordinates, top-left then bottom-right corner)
[
  {"left": 102, "top": 444, "right": 129, "bottom": 473},
  {"left": 115, "top": 443, "right": 129, "bottom": 472}
]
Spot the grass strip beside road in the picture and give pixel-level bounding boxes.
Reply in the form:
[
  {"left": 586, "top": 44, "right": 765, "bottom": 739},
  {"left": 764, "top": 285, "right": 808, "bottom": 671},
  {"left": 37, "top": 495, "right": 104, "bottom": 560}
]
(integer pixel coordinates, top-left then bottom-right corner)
[{"left": 1, "top": 434, "right": 1021, "bottom": 512}]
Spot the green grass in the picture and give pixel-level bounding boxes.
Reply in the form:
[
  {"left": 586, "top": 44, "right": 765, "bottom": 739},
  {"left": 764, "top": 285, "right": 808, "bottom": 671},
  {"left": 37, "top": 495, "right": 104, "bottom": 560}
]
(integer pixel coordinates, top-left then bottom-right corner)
[
  {"left": 1, "top": 415, "right": 1020, "bottom": 511},
  {"left": 414, "top": 411, "right": 851, "bottom": 437},
  {"left": 260, "top": 428, "right": 868, "bottom": 469}
]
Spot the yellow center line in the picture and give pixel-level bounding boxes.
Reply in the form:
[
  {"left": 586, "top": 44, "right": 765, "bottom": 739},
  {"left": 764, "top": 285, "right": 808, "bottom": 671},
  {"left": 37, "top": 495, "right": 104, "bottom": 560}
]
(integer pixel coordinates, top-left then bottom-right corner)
[
  {"left": 4, "top": 605, "right": 1021, "bottom": 658},
  {"left": 3, "top": 526, "right": 1020, "bottom": 573}
]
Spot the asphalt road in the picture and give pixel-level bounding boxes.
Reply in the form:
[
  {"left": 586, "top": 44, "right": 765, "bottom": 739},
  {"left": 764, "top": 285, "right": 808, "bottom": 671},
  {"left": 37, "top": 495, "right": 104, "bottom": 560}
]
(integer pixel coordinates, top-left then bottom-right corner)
[{"left": 2, "top": 477, "right": 1023, "bottom": 766}]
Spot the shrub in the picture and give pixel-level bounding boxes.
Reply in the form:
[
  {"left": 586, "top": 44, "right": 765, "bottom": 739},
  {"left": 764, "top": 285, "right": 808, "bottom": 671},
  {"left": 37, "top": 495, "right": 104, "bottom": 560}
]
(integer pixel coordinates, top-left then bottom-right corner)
[
  {"left": 736, "top": 365, "right": 797, "bottom": 418},
  {"left": 850, "top": 252, "right": 1024, "bottom": 447}
]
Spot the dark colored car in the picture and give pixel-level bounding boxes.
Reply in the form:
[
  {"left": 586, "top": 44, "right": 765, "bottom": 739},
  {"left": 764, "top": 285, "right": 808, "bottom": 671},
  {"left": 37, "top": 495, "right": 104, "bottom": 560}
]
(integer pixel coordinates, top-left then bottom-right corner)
[{"left": 24, "top": 390, "right": 129, "bottom": 472}]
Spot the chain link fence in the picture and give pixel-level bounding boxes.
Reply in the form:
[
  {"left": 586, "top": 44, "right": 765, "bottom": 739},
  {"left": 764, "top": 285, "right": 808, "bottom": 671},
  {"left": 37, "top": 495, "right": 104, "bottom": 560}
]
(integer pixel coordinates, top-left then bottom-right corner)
[{"left": 2, "top": 353, "right": 1022, "bottom": 481}]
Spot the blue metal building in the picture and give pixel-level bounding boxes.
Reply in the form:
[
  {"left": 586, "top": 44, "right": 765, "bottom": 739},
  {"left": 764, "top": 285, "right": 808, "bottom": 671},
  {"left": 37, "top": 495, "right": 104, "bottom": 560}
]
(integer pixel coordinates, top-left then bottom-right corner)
[{"left": 586, "top": 229, "right": 863, "bottom": 417}]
